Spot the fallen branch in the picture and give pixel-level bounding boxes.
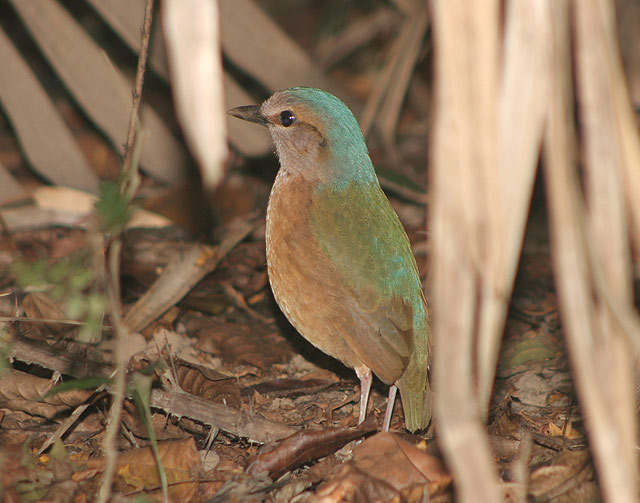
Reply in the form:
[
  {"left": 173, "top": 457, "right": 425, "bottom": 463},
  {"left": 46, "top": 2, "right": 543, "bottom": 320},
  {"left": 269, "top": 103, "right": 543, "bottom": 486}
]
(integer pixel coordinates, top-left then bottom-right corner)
[
  {"left": 9, "top": 336, "right": 298, "bottom": 444},
  {"left": 123, "top": 215, "right": 259, "bottom": 333}
]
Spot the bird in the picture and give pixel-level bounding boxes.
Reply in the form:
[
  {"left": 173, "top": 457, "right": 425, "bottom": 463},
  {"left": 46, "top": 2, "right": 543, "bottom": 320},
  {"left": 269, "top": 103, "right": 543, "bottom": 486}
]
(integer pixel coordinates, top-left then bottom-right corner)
[{"left": 228, "top": 87, "right": 431, "bottom": 432}]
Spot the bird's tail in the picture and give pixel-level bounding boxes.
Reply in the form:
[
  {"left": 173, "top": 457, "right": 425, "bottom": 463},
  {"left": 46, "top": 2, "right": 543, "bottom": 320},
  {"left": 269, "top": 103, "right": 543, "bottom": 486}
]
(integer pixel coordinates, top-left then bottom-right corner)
[
  {"left": 397, "top": 319, "right": 431, "bottom": 432},
  {"left": 398, "top": 378, "right": 431, "bottom": 432}
]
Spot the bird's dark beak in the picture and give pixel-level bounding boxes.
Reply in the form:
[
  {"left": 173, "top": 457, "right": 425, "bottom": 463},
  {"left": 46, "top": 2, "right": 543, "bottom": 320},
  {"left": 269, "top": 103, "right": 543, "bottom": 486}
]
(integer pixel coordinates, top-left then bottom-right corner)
[{"left": 227, "top": 105, "right": 269, "bottom": 126}]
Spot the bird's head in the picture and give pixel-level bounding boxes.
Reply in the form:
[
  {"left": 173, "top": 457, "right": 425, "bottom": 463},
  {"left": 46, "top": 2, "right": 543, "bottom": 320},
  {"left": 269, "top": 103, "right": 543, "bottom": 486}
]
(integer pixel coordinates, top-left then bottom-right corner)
[{"left": 228, "top": 87, "right": 375, "bottom": 185}]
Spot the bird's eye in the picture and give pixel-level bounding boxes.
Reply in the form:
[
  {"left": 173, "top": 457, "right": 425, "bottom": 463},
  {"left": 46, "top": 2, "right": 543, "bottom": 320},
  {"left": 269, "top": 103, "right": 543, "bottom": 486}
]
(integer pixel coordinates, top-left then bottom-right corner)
[{"left": 279, "top": 110, "right": 296, "bottom": 127}]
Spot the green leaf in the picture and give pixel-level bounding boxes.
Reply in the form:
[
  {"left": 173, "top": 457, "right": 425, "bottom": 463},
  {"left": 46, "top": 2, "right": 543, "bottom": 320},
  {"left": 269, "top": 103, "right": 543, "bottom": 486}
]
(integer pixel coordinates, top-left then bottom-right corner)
[
  {"left": 95, "top": 180, "right": 133, "bottom": 234},
  {"left": 0, "top": 328, "right": 11, "bottom": 375},
  {"left": 130, "top": 371, "right": 168, "bottom": 500},
  {"left": 45, "top": 377, "right": 111, "bottom": 397},
  {"left": 49, "top": 438, "right": 67, "bottom": 461}
]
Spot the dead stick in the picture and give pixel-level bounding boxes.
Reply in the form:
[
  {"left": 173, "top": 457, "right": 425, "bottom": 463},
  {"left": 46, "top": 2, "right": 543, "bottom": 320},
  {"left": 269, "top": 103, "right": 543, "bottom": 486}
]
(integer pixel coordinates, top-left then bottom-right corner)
[
  {"left": 123, "top": 216, "right": 259, "bottom": 333},
  {"left": 98, "top": 2, "right": 155, "bottom": 502},
  {"left": 9, "top": 336, "right": 297, "bottom": 444}
]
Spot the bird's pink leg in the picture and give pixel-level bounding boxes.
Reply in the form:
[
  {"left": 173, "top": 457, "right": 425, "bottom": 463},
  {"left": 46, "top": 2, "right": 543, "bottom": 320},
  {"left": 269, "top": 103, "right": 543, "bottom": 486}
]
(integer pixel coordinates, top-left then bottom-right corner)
[
  {"left": 354, "top": 365, "right": 372, "bottom": 425},
  {"left": 382, "top": 384, "right": 397, "bottom": 431}
]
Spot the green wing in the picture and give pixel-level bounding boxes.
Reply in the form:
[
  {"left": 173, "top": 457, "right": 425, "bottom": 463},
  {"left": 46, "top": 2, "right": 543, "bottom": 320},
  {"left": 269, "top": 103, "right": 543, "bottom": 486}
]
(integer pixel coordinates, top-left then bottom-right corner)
[{"left": 309, "top": 181, "right": 426, "bottom": 384}]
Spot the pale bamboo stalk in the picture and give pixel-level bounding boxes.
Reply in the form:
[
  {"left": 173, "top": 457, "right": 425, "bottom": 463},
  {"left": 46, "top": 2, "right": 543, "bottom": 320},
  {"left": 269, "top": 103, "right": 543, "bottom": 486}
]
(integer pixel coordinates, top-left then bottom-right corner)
[
  {"left": 163, "top": 0, "right": 228, "bottom": 190},
  {"left": 545, "top": 1, "right": 639, "bottom": 502},
  {"left": 572, "top": 0, "right": 638, "bottom": 500},
  {"left": 429, "top": 0, "right": 502, "bottom": 500},
  {"left": 476, "top": 0, "right": 552, "bottom": 413}
]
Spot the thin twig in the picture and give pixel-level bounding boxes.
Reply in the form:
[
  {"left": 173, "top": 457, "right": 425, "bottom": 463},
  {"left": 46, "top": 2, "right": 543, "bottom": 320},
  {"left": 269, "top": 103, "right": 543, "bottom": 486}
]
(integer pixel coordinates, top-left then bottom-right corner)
[
  {"left": 0, "top": 209, "right": 18, "bottom": 253},
  {"left": 379, "top": 176, "right": 429, "bottom": 205},
  {"left": 315, "top": 7, "right": 397, "bottom": 69},
  {"left": 97, "top": 241, "right": 129, "bottom": 503},
  {"left": 121, "top": 1, "right": 154, "bottom": 176},
  {"left": 221, "top": 281, "right": 275, "bottom": 324},
  {"left": 0, "top": 316, "right": 111, "bottom": 327},
  {"left": 38, "top": 389, "right": 108, "bottom": 455},
  {"left": 97, "top": 1, "right": 155, "bottom": 502}
]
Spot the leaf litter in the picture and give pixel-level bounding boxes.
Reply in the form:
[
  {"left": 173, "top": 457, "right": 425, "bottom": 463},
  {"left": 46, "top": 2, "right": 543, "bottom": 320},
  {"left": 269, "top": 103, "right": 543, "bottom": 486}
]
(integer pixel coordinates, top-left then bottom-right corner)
[{"left": 0, "top": 176, "right": 598, "bottom": 502}]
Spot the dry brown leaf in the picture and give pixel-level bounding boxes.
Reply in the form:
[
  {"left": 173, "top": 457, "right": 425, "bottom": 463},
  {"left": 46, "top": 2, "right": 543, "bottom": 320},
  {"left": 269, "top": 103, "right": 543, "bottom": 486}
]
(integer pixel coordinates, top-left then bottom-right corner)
[
  {"left": 87, "top": 438, "right": 201, "bottom": 502},
  {"left": 0, "top": 444, "right": 32, "bottom": 503},
  {"left": 195, "top": 321, "right": 294, "bottom": 370},
  {"left": 528, "top": 449, "right": 593, "bottom": 502},
  {"left": 311, "top": 432, "right": 452, "bottom": 503},
  {"left": 0, "top": 369, "right": 92, "bottom": 419},
  {"left": 22, "top": 292, "right": 66, "bottom": 322},
  {"left": 0, "top": 185, "right": 173, "bottom": 233},
  {"left": 352, "top": 432, "right": 450, "bottom": 495},
  {"left": 22, "top": 292, "right": 69, "bottom": 336},
  {"left": 316, "top": 464, "right": 400, "bottom": 503},
  {"left": 545, "top": 421, "right": 582, "bottom": 440},
  {"left": 175, "top": 358, "right": 242, "bottom": 408}
]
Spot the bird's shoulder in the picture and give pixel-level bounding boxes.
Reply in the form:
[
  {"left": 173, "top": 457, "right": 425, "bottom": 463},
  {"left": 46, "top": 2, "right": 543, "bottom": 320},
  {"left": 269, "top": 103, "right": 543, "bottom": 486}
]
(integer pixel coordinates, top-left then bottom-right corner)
[
  {"left": 310, "top": 182, "right": 419, "bottom": 284},
  {"left": 310, "top": 180, "right": 424, "bottom": 325}
]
